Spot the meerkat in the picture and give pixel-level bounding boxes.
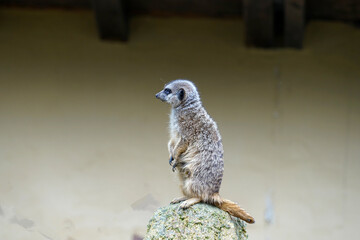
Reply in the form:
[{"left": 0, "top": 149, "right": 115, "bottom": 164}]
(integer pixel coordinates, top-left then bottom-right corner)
[{"left": 155, "top": 79, "right": 255, "bottom": 224}]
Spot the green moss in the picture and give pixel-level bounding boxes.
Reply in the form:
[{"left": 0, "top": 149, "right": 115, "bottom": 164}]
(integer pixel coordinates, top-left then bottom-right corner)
[{"left": 145, "top": 203, "right": 248, "bottom": 240}]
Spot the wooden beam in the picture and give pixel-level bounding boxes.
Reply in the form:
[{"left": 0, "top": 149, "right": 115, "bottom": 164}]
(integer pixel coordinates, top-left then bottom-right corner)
[
  {"left": 243, "top": 0, "right": 274, "bottom": 48},
  {"left": 0, "top": 0, "right": 90, "bottom": 8},
  {"left": 307, "top": 0, "right": 360, "bottom": 21},
  {"left": 92, "top": 0, "right": 129, "bottom": 41},
  {"left": 1, "top": 1, "right": 359, "bottom": 22},
  {"left": 284, "top": 0, "right": 305, "bottom": 48}
]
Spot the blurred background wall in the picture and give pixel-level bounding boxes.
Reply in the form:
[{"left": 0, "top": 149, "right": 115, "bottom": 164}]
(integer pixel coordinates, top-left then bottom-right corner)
[
  {"left": 0, "top": 2, "right": 359, "bottom": 240},
  {"left": 1, "top": 0, "right": 360, "bottom": 20}
]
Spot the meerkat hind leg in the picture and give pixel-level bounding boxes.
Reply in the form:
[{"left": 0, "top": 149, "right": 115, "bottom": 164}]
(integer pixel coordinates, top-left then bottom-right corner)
[
  {"left": 179, "top": 197, "right": 202, "bottom": 209},
  {"left": 171, "top": 196, "right": 189, "bottom": 204}
]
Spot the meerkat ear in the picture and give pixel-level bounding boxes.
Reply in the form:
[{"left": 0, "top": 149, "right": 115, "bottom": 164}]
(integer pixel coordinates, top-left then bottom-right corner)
[{"left": 177, "top": 88, "right": 185, "bottom": 101}]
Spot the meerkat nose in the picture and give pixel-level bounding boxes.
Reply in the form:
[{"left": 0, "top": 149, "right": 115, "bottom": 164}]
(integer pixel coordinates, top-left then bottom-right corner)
[{"left": 155, "top": 93, "right": 159, "bottom": 99}]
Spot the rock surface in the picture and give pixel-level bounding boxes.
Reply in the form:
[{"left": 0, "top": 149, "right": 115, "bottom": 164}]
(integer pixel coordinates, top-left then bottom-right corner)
[{"left": 144, "top": 203, "right": 248, "bottom": 240}]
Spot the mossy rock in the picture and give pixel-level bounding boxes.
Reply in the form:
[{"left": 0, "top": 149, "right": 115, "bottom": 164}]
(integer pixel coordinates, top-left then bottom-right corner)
[{"left": 144, "top": 203, "right": 248, "bottom": 240}]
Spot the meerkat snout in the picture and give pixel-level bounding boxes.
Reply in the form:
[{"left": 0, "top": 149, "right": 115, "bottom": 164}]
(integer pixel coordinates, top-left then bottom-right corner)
[
  {"left": 155, "top": 88, "right": 171, "bottom": 102},
  {"left": 155, "top": 86, "right": 181, "bottom": 105}
]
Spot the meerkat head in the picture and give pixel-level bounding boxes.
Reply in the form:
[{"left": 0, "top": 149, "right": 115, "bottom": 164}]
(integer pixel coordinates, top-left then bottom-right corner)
[{"left": 155, "top": 80, "right": 200, "bottom": 108}]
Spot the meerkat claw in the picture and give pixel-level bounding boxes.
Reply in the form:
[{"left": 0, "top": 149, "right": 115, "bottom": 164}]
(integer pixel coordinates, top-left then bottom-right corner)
[
  {"left": 172, "top": 162, "right": 177, "bottom": 172},
  {"left": 170, "top": 196, "right": 188, "bottom": 204},
  {"left": 169, "top": 156, "right": 174, "bottom": 165},
  {"left": 179, "top": 202, "right": 189, "bottom": 209}
]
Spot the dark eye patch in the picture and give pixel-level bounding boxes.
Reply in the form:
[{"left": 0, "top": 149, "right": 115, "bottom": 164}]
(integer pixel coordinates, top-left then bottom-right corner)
[{"left": 164, "top": 88, "right": 172, "bottom": 95}]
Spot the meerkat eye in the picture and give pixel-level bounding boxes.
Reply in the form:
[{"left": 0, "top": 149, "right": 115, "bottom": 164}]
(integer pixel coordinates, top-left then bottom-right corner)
[{"left": 164, "top": 88, "right": 172, "bottom": 95}]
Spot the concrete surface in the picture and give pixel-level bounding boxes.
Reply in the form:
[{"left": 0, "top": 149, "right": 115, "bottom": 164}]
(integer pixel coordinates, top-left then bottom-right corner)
[{"left": 0, "top": 9, "right": 359, "bottom": 240}]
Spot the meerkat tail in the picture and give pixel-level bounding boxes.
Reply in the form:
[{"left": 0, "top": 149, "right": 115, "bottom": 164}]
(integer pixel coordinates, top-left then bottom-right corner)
[{"left": 215, "top": 199, "right": 255, "bottom": 224}]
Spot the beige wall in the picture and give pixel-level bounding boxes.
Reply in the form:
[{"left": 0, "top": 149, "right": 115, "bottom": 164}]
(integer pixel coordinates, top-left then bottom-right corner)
[{"left": 0, "top": 9, "right": 359, "bottom": 240}]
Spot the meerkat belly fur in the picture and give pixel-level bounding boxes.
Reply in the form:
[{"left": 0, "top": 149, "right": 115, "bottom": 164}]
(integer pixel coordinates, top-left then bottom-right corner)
[{"left": 156, "top": 80, "right": 255, "bottom": 224}]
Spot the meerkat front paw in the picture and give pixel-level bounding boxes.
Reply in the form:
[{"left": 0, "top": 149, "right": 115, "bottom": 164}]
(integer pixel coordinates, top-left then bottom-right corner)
[{"left": 169, "top": 156, "right": 178, "bottom": 172}]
